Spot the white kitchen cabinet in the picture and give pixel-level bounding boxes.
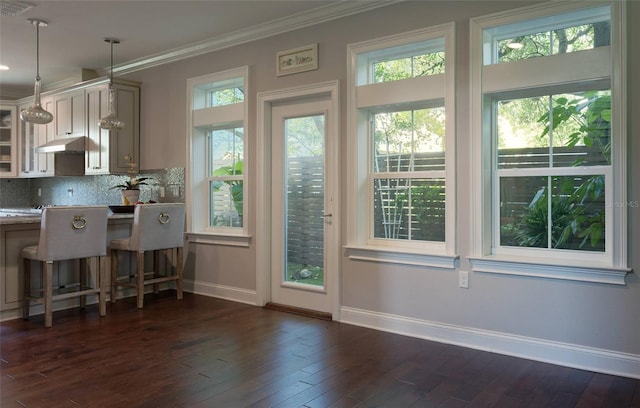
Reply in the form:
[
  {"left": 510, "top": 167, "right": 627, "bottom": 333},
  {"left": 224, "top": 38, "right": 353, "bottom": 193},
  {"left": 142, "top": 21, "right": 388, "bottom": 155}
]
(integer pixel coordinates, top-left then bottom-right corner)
[
  {"left": 18, "top": 97, "right": 55, "bottom": 177},
  {"left": 110, "top": 83, "right": 140, "bottom": 174},
  {"left": 85, "top": 84, "right": 110, "bottom": 174},
  {"left": 0, "top": 104, "right": 17, "bottom": 177},
  {"left": 85, "top": 81, "right": 140, "bottom": 174},
  {"left": 14, "top": 78, "right": 140, "bottom": 177},
  {"left": 54, "top": 89, "right": 85, "bottom": 139}
]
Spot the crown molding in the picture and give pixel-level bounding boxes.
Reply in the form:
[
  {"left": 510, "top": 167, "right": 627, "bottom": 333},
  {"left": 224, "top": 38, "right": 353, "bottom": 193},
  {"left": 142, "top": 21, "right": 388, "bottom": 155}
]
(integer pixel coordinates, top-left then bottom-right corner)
[{"left": 101, "top": 0, "right": 400, "bottom": 77}]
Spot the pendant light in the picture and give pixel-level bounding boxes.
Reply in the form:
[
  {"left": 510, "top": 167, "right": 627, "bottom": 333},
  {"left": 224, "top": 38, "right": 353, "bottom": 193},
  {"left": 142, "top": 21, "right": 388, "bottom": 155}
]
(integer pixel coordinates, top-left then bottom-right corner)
[
  {"left": 20, "top": 18, "right": 53, "bottom": 124},
  {"left": 99, "top": 38, "right": 124, "bottom": 130}
]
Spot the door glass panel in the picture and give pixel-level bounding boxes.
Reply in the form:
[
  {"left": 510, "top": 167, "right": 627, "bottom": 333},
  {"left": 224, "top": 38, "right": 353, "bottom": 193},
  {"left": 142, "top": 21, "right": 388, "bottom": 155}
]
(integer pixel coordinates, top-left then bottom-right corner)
[{"left": 284, "top": 114, "right": 325, "bottom": 287}]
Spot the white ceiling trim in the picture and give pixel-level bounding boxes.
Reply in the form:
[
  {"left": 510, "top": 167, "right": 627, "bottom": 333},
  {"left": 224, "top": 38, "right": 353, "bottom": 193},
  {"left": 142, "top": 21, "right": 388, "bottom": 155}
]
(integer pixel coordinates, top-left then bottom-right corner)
[{"left": 104, "top": 0, "right": 400, "bottom": 77}]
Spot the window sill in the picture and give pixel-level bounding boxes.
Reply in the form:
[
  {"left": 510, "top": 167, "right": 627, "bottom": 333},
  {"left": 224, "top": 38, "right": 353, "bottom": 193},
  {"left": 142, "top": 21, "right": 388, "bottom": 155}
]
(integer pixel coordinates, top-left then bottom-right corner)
[
  {"left": 186, "top": 232, "right": 251, "bottom": 247},
  {"left": 468, "top": 255, "right": 631, "bottom": 285},
  {"left": 344, "top": 245, "right": 458, "bottom": 269}
]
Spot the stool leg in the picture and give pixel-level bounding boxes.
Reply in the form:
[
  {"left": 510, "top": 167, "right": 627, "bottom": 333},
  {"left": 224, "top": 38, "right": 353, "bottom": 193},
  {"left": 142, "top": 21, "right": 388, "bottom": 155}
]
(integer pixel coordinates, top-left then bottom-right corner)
[
  {"left": 153, "top": 250, "right": 160, "bottom": 294},
  {"left": 44, "top": 261, "right": 53, "bottom": 328},
  {"left": 22, "top": 258, "right": 31, "bottom": 320},
  {"left": 98, "top": 256, "right": 106, "bottom": 317},
  {"left": 176, "top": 247, "right": 183, "bottom": 300},
  {"left": 79, "top": 258, "right": 87, "bottom": 309},
  {"left": 110, "top": 249, "right": 118, "bottom": 303},
  {"left": 136, "top": 251, "right": 145, "bottom": 309}
]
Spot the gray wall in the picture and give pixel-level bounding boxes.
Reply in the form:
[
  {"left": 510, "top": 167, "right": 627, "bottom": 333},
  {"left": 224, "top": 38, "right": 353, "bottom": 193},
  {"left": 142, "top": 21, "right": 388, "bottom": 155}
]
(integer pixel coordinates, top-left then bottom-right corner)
[{"left": 118, "top": 0, "right": 639, "bottom": 367}]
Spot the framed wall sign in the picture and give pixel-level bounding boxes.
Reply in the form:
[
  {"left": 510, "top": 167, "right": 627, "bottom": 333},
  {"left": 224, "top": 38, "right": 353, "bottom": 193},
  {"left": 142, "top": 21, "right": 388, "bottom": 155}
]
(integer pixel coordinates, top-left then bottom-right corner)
[{"left": 276, "top": 44, "right": 318, "bottom": 76}]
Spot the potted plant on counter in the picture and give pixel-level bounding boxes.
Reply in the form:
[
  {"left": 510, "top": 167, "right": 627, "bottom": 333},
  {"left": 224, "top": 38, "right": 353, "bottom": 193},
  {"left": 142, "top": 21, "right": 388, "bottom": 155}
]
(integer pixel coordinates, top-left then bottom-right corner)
[{"left": 112, "top": 175, "right": 150, "bottom": 205}]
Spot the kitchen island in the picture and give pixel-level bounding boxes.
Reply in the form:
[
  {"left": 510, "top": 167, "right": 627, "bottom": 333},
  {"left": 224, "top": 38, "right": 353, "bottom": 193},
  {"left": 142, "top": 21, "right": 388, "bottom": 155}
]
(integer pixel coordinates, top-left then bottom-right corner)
[{"left": 0, "top": 210, "right": 134, "bottom": 320}]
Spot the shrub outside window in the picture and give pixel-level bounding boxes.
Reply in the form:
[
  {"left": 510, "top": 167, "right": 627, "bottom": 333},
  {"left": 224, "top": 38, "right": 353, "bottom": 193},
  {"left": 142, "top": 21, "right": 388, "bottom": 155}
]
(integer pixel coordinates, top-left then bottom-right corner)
[
  {"left": 470, "top": 2, "right": 627, "bottom": 283},
  {"left": 346, "top": 24, "right": 456, "bottom": 267},
  {"left": 496, "top": 90, "right": 610, "bottom": 253}
]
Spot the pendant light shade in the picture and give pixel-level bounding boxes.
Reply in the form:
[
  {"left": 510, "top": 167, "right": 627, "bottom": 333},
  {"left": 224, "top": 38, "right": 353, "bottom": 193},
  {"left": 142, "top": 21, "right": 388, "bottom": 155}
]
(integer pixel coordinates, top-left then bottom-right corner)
[
  {"left": 20, "top": 18, "right": 53, "bottom": 125},
  {"left": 99, "top": 38, "right": 124, "bottom": 130}
]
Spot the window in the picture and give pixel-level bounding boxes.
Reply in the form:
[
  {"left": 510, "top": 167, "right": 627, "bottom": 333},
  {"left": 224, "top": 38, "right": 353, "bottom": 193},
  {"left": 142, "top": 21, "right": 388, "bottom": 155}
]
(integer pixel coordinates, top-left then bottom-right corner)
[
  {"left": 187, "top": 67, "right": 249, "bottom": 244},
  {"left": 470, "top": 2, "right": 628, "bottom": 284},
  {"left": 208, "top": 127, "right": 244, "bottom": 228},
  {"left": 346, "top": 24, "right": 456, "bottom": 268}
]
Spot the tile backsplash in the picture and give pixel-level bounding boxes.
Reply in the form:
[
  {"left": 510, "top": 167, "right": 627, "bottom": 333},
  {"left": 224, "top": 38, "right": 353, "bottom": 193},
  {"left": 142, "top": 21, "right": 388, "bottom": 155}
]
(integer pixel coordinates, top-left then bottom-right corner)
[{"left": 0, "top": 168, "right": 184, "bottom": 208}]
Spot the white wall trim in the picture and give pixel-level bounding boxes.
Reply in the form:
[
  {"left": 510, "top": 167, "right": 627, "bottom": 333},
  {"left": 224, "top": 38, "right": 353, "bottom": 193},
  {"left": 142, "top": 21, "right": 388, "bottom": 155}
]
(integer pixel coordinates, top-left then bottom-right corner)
[
  {"left": 470, "top": 256, "right": 630, "bottom": 285},
  {"left": 184, "top": 280, "right": 257, "bottom": 305},
  {"left": 345, "top": 245, "right": 457, "bottom": 269},
  {"left": 256, "top": 80, "right": 341, "bottom": 318},
  {"left": 109, "top": 1, "right": 399, "bottom": 78},
  {"left": 340, "top": 306, "right": 640, "bottom": 380},
  {"left": 186, "top": 233, "right": 252, "bottom": 247}
]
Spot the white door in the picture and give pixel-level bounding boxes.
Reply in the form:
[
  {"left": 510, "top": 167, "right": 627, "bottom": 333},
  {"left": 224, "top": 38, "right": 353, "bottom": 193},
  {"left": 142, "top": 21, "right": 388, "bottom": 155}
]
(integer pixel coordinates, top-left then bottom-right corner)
[{"left": 270, "top": 97, "right": 337, "bottom": 314}]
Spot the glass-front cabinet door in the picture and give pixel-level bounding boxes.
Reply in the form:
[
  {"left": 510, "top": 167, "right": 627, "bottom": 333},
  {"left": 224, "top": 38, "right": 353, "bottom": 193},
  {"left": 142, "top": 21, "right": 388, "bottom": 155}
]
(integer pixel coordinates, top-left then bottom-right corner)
[
  {"left": 18, "top": 99, "right": 55, "bottom": 177},
  {"left": 0, "top": 105, "right": 17, "bottom": 177}
]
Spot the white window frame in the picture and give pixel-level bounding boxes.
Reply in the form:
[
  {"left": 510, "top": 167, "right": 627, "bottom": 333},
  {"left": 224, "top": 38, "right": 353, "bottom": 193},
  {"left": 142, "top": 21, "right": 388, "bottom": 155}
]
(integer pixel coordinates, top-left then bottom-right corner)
[
  {"left": 469, "top": 1, "right": 629, "bottom": 284},
  {"left": 345, "top": 23, "right": 457, "bottom": 269},
  {"left": 186, "top": 66, "right": 250, "bottom": 246}
]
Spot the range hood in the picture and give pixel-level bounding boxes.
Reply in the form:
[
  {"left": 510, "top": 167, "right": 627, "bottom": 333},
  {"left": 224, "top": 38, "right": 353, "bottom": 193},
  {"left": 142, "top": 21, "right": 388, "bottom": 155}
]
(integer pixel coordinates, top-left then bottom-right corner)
[{"left": 36, "top": 136, "right": 87, "bottom": 153}]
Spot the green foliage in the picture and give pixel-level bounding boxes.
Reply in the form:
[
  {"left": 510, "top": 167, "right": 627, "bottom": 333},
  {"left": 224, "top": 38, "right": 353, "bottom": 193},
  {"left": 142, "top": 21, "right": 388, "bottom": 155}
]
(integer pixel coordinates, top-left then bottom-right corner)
[
  {"left": 212, "top": 160, "right": 243, "bottom": 218},
  {"left": 514, "top": 187, "right": 575, "bottom": 248},
  {"left": 111, "top": 176, "right": 150, "bottom": 190},
  {"left": 511, "top": 89, "right": 610, "bottom": 251},
  {"left": 513, "top": 181, "right": 604, "bottom": 250},
  {"left": 374, "top": 51, "right": 444, "bottom": 83},
  {"left": 209, "top": 87, "right": 244, "bottom": 106},
  {"left": 498, "top": 22, "right": 607, "bottom": 62},
  {"left": 373, "top": 108, "right": 445, "bottom": 159},
  {"left": 537, "top": 91, "right": 611, "bottom": 164},
  {"left": 408, "top": 184, "right": 445, "bottom": 241},
  {"left": 285, "top": 115, "right": 324, "bottom": 157}
]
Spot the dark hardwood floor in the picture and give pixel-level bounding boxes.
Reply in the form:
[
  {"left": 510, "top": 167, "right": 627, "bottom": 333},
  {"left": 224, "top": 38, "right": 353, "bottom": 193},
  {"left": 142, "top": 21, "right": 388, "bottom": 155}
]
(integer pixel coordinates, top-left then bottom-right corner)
[{"left": 1, "top": 292, "right": 638, "bottom": 407}]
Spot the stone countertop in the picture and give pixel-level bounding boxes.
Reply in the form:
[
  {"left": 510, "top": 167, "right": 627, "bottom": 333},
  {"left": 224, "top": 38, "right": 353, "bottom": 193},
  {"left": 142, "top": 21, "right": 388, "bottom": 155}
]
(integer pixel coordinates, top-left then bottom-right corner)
[{"left": 0, "top": 212, "right": 133, "bottom": 226}]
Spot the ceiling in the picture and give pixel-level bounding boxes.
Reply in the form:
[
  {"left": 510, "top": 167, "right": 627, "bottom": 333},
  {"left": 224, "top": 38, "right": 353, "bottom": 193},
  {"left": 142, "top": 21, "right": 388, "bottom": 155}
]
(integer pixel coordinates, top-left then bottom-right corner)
[{"left": 0, "top": 0, "right": 393, "bottom": 100}]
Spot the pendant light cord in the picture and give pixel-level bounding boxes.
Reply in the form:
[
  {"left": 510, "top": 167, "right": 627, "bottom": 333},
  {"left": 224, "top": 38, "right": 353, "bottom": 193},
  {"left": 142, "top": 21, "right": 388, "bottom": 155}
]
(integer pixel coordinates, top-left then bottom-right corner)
[
  {"left": 35, "top": 21, "right": 40, "bottom": 81},
  {"left": 109, "top": 40, "right": 114, "bottom": 85}
]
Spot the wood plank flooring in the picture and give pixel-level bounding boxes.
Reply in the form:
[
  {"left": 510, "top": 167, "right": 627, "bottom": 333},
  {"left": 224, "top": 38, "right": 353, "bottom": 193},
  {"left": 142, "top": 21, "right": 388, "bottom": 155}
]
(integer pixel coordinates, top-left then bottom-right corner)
[{"left": 1, "top": 292, "right": 638, "bottom": 407}]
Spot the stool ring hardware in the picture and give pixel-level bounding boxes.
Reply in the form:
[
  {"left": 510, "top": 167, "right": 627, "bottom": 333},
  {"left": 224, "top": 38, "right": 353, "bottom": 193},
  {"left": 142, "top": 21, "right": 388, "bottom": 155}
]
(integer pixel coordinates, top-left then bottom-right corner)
[
  {"left": 72, "top": 215, "right": 87, "bottom": 230},
  {"left": 158, "top": 212, "right": 170, "bottom": 224}
]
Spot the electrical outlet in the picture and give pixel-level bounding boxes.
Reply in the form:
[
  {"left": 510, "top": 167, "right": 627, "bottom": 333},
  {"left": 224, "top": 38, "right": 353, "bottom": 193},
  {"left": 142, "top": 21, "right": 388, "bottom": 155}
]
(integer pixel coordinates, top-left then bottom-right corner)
[
  {"left": 37, "top": 188, "right": 41, "bottom": 197},
  {"left": 169, "top": 185, "right": 180, "bottom": 197},
  {"left": 159, "top": 187, "right": 166, "bottom": 198},
  {"left": 459, "top": 270, "right": 469, "bottom": 289}
]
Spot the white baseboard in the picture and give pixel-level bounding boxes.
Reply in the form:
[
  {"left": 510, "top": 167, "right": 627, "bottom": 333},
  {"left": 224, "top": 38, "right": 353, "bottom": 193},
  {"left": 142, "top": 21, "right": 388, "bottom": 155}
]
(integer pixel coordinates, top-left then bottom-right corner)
[
  {"left": 184, "top": 279, "right": 257, "bottom": 305},
  {"left": 0, "top": 282, "right": 255, "bottom": 322},
  {"left": 340, "top": 306, "right": 640, "bottom": 380},
  {"left": 1, "top": 296, "right": 99, "bottom": 322}
]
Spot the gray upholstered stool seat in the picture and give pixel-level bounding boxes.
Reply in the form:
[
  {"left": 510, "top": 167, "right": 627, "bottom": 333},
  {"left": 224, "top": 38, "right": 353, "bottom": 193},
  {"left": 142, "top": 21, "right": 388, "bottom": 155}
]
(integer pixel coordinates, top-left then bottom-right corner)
[
  {"left": 22, "top": 206, "right": 109, "bottom": 327},
  {"left": 110, "top": 203, "right": 185, "bottom": 308}
]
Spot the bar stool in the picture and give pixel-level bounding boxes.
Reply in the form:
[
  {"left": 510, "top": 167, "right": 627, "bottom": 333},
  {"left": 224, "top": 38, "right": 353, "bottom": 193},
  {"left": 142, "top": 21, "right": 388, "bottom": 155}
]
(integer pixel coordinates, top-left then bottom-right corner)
[
  {"left": 22, "top": 206, "right": 109, "bottom": 328},
  {"left": 110, "top": 203, "right": 185, "bottom": 308}
]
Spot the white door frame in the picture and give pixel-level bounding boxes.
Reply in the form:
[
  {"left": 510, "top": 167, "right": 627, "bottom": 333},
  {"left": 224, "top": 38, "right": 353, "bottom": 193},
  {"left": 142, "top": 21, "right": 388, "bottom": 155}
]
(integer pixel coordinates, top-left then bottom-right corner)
[{"left": 256, "top": 80, "right": 340, "bottom": 320}]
